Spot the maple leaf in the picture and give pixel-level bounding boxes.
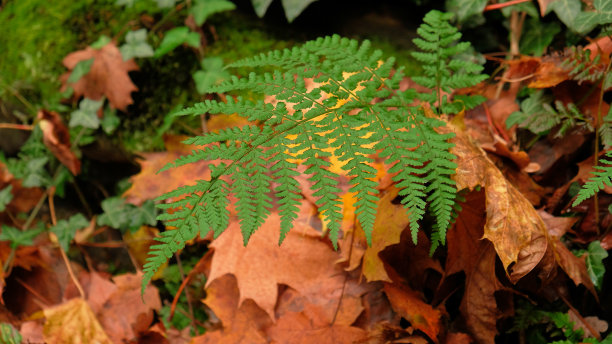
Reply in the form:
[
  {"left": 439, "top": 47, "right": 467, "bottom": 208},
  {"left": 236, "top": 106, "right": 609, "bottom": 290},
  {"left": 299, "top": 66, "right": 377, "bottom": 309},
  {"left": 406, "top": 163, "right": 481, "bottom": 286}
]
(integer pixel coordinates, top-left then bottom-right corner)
[
  {"left": 42, "top": 298, "right": 112, "bottom": 344},
  {"left": 37, "top": 110, "right": 80, "bottom": 175},
  {"left": 206, "top": 210, "right": 343, "bottom": 320},
  {"left": 267, "top": 310, "right": 367, "bottom": 344},
  {"left": 195, "top": 274, "right": 271, "bottom": 344},
  {"left": 61, "top": 42, "right": 138, "bottom": 111}
]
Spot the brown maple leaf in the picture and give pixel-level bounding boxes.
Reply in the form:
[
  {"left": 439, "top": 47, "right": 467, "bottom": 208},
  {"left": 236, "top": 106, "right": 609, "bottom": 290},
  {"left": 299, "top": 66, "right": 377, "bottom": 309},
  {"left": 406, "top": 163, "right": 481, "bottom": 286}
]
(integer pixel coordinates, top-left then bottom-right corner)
[
  {"left": 206, "top": 210, "right": 343, "bottom": 320},
  {"left": 61, "top": 42, "right": 138, "bottom": 111}
]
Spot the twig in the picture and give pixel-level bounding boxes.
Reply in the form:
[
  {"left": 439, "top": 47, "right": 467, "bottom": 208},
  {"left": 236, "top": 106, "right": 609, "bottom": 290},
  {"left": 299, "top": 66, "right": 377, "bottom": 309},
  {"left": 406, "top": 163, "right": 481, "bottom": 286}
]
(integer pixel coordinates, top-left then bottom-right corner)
[
  {"left": 484, "top": 0, "right": 532, "bottom": 12},
  {"left": 0, "top": 123, "right": 33, "bottom": 131},
  {"left": 331, "top": 226, "right": 355, "bottom": 325},
  {"left": 176, "top": 254, "right": 198, "bottom": 334},
  {"left": 557, "top": 288, "right": 601, "bottom": 341}
]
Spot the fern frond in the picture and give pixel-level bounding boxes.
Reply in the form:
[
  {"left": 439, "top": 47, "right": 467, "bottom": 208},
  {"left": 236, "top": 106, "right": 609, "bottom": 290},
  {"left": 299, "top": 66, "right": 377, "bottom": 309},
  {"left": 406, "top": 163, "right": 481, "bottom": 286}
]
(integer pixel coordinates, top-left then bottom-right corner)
[
  {"left": 573, "top": 152, "right": 612, "bottom": 206},
  {"left": 411, "top": 10, "right": 487, "bottom": 115},
  {"left": 142, "top": 12, "right": 483, "bottom": 291}
]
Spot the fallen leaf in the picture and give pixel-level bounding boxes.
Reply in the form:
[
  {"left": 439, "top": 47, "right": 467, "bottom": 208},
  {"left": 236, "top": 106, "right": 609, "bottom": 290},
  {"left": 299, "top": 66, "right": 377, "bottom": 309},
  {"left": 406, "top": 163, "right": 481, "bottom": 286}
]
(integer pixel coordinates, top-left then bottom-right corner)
[
  {"left": 383, "top": 282, "right": 441, "bottom": 342},
  {"left": 444, "top": 332, "right": 473, "bottom": 344},
  {"left": 43, "top": 298, "right": 112, "bottom": 344},
  {"left": 37, "top": 110, "right": 80, "bottom": 175},
  {"left": 445, "top": 190, "right": 507, "bottom": 344},
  {"left": 207, "top": 212, "right": 343, "bottom": 320},
  {"left": 96, "top": 272, "right": 161, "bottom": 343},
  {"left": 123, "top": 135, "right": 217, "bottom": 206},
  {"left": 207, "top": 113, "right": 254, "bottom": 133},
  {"left": 448, "top": 125, "right": 548, "bottom": 282},
  {"left": 61, "top": 42, "right": 138, "bottom": 111},
  {"left": 0, "top": 161, "right": 43, "bottom": 216},
  {"left": 196, "top": 274, "right": 270, "bottom": 344},
  {"left": 267, "top": 310, "right": 367, "bottom": 344}
]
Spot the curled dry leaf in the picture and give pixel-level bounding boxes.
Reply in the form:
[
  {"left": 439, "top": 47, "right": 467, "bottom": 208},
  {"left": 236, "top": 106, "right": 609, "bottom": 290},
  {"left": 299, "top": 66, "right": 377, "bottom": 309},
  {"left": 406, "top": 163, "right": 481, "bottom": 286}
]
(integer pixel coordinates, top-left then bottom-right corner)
[
  {"left": 37, "top": 110, "right": 81, "bottom": 175},
  {"left": 447, "top": 124, "right": 548, "bottom": 282},
  {"left": 42, "top": 297, "right": 112, "bottom": 344},
  {"left": 61, "top": 42, "right": 138, "bottom": 111}
]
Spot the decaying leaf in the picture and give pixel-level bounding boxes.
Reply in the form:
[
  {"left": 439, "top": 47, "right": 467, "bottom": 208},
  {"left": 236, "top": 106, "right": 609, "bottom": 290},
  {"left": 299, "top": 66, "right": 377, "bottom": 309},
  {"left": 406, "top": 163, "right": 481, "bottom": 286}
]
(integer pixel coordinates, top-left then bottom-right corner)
[
  {"left": 62, "top": 42, "right": 138, "bottom": 111},
  {"left": 42, "top": 298, "right": 112, "bottom": 344}
]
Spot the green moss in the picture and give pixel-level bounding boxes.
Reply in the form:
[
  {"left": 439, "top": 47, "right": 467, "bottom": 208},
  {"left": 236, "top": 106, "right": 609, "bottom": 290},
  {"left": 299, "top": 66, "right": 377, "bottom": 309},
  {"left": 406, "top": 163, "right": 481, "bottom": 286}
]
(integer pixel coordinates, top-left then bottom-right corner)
[{"left": 0, "top": 0, "right": 155, "bottom": 109}]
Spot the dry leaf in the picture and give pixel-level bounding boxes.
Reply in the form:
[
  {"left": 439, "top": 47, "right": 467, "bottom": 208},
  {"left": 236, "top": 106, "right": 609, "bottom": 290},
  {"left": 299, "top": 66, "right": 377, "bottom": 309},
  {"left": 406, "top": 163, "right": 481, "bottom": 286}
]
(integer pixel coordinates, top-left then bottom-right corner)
[
  {"left": 383, "top": 282, "right": 441, "bottom": 342},
  {"left": 38, "top": 110, "right": 80, "bottom": 175},
  {"left": 62, "top": 42, "right": 138, "bottom": 111},
  {"left": 448, "top": 125, "right": 548, "bottom": 282},
  {"left": 267, "top": 310, "right": 367, "bottom": 344},
  {"left": 207, "top": 212, "right": 342, "bottom": 320},
  {"left": 0, "top": 161, "right": 43, "bottom": 215},
  {"left": 196, "top": 274, "right": 270, "bottom": 344},
  {"left": 43, "top": 298, "right": 112, "bottom": 344}
]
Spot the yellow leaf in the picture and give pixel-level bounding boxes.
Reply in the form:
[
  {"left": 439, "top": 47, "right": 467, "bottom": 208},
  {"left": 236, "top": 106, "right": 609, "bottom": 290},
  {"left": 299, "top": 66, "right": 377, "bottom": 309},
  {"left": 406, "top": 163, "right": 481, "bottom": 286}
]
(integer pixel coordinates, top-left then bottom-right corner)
[{"left": 43, "top": 298, "right": 112, "bottom": 344}]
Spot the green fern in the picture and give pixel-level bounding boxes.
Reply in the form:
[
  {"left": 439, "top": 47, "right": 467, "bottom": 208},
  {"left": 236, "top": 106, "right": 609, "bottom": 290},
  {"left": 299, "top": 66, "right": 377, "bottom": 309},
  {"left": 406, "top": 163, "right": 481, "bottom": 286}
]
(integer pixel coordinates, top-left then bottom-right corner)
[
  {"left": 562, "top": 47, "right": 607, "bottom": 85},
  {"left": 573, "top": 151, "right": 612, "bottom": 207},
  {"left": 142, "top": 11, "right": 487, "bottom": 293},
  {"left": 411, "top": 10, "right": 487, "bottom": 115}
]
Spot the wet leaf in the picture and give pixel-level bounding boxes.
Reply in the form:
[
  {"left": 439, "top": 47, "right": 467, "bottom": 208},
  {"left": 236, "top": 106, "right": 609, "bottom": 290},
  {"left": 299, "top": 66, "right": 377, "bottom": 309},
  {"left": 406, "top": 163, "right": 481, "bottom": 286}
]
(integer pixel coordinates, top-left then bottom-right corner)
[
  {"left": 42, "top": 298, "right": 112, "bottom": 344},
  {"left": 62, "top": 42, "right": 139, "bottom": 111}
]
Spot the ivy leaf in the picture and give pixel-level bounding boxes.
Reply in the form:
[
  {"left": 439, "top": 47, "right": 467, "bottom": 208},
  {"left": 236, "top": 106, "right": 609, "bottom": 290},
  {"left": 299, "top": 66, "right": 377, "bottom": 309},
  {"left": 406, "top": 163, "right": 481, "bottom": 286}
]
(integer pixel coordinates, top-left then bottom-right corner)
[
  {"left": 154, "top": 27, "right": 200, "bottom": 58},
  {"left": 0, "top": 185, "right": 13, "bottom": 212},
  {"left": 97, "top": 197, "right": 157, "bottom": 232},
  {"left": 548, "top": 0, "right": 582, "bottom": 31},
  {"left": 101, "top": 107, "right": 120, "bottom": 134},
  {"left": 91, "top": 35, "right": 112, "bottom": 49},
  {"left": 193, "top": 57, "right": 231, "bottom": 94},
  {"left": 585, "top": 241, "right": 608, "bottom": 289},
  {"left": 281, "top": 0, "right": 317, "bottom": 22},
  {"left": 445, "top": 0, "right": 486, "bottom": 23},
  {"left": 574, "top": 0, "right": 612, "bottom": 34},
  {"left": 50, "top": 214, "right": 89, "bottom": 251},
  {"left": 251, "top": 0, "right": 273, "bottom": 17},
  {"left": 191, "top": 0, "right": 236, "bottom": 26},
  {"left": 69, "top": 98, "right": 104, "bottom": 129},
  {"left": 22, "top": 157, "right": 50, "bottom": 188},
  {"left": 0, "top": 323, "right": 22, "bottom": 344},
  {"left": 120, "top": 29, "right": 154, "bottom": 60},
  {"left": 520, "top": 18, "right": 560, "bottom": 56},
  {"left": 0, "top": 225, "right": 43, "bottom": 249},
  {"left": 67, "top": 58, "right": 94, "bottom": 83}
]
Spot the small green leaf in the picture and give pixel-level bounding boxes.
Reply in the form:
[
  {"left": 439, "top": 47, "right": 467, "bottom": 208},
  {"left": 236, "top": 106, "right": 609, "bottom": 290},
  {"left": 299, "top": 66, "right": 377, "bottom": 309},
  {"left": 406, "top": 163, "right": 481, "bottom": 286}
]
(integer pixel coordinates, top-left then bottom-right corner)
[
  {"left": 101, "top": 107, "right": 120, "bottom": 134},
  {"left": 120, "top": 29, "right": 154, "bottom": 60},
  {"left": 193, "top": 57, "right": 231, "bottom": 94},
  {"left": 0, "top": 185, "right": 13, "bottom": 212},
  {"left": 69, "top": 98, "right": 104, "bottom": 129},
  {"left": 91, "top": 35, "right": 112, "bottom": 49},
  {"left": 67, "top": 58, "right": 94, "bottom": 83},
  {"left": 281, "top": 0, "right": 317, "bottom": 22},
  {"left": 155, "top": 0, "right": 176, "bottom": 8},
  {"left": 520, "top": 18, "right": 560, "bottom": 56},
  {"left": 0, "top": 225, "right": 43, "bottom": 249},
  {"left": 50, "top": 214, "right": 89, "bottom": 251},
  {"left": 585, "top": 241, "right": 608, "bottom": 289},
  {"left": 0, "top": 323, "right": 22, "bottom": 344},
  {"left": 251, "top": 0, "right": 274, "bottom": 17},
  {"left": 97, "top": 197, "right": 157, "bottom": 232},
  {"left": 445, "top": 0, "right": 486, "bottom": 23},
  {"left": 154, "top": 27, "right": 200, "bottom": 58},
  {"left": 191, "top": 0, "right": 236, "bottom": 26}
]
